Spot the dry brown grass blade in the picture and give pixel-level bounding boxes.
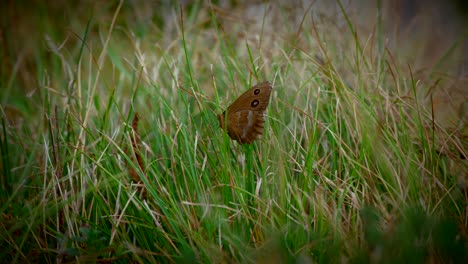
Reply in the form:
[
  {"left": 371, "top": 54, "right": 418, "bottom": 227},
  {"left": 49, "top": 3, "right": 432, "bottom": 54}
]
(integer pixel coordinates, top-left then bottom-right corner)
[{"left": 129, "top": 113, "right": 145, "bottom": 183}]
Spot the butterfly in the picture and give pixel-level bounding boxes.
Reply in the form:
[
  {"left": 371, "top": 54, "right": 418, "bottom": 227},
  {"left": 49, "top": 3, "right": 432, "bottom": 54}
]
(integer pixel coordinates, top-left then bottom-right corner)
[{"left": 217, "top": 81, "right": 272, "bottom": 144}]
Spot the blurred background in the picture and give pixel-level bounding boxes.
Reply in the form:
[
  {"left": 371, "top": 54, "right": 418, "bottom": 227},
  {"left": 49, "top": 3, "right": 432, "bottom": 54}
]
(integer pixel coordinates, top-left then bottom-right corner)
[{"left": 1, "top": 0, "right": 466, "bottom": 134}]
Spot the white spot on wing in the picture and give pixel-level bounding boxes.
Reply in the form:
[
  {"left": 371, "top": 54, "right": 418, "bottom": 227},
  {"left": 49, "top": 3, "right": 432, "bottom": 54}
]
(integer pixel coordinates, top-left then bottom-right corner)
[{"left": 242, "top": 111, "right": 253, "bottom": 138}]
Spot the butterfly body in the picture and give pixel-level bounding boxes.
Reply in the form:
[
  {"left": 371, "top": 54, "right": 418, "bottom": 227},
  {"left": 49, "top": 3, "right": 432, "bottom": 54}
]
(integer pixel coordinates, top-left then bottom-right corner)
[{"left": 218, "top": 81, "right": 272, "bottom": 144}]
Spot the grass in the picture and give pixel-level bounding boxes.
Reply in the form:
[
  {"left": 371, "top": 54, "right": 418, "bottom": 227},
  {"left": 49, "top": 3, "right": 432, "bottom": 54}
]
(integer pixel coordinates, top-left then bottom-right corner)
[{"left": 1, "top": 1, "right": 467, "bottom": 263}]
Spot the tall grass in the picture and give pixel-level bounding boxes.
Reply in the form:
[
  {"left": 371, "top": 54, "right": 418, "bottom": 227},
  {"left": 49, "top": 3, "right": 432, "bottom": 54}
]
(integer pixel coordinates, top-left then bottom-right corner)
[{"left": 0, "top": 1, "right": 466, "bottom": 263}]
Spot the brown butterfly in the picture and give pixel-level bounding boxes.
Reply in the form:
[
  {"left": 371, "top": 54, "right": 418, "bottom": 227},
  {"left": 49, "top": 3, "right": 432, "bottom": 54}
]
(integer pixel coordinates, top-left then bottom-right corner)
[{"left": 217, "top": 81, "right": 272, "bottom": 144}]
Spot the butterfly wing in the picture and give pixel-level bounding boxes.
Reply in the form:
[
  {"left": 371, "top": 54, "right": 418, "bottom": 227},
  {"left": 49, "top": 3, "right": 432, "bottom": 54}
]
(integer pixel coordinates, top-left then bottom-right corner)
[
  {"left": 225, "top": 81, "right": 272, "bottom": 114},
  {"left": 226, "top": 110, "right": 266, "bottom": 144},
  {"left": 217, "top": 81, "right": 272, "bottom": 144}
]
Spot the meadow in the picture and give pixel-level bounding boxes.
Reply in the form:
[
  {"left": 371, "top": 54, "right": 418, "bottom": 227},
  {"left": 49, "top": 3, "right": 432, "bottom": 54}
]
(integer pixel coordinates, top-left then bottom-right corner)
[{"left": 1, "top": 1, "right": 466, "bottom": 263}]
